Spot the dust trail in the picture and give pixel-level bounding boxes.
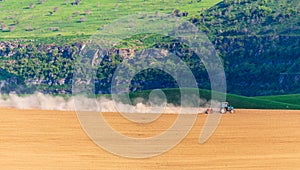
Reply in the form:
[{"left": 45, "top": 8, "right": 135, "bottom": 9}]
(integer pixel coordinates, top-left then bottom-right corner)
[
  {"left": 0, "top": 93, "right": 75, "bottom": 111},
  {"left": 0, "top": 93, "right": 211, "bottom": 113}
]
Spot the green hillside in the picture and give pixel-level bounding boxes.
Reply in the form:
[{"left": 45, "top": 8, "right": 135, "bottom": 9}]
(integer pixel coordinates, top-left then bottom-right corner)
[
  {"left": 0, "top": 0, "right": 221, "bottom": 39},
  {"left": 190, "top": 0, "right": 300, "bottom": 96},
  {"left": 128, "top": 88, "right": 300, "bottom": 110},
  {"left": 227, "top": 94, "right": 300, "bottom": 110},
  {"left": 254, "top": 94, "right": 300, "bottom": 106},
  {"left": 193, "top": 0, "right": 300, "bottom": 36},
  {"left": 0, "top": 0, "right": 299, "bottom": 103}
]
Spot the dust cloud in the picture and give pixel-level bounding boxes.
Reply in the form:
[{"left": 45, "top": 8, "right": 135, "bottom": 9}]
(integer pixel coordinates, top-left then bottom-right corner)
[{"left": 0, "top": 92, "right": 213, "bottom": 113}]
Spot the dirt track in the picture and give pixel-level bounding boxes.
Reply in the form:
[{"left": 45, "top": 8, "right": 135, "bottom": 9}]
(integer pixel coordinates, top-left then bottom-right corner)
[{"left": 1, "top": 108, "right": 299, "bottom": 169}]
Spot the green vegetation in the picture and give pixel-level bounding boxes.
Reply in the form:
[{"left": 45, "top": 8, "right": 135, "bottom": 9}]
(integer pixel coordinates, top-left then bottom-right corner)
[
  {"left": 0, "top": 0, "right": 221, "bottom": 39},
  {"left": 254, "top": 94, "right": 300, "bottom": 106},
  {"left": 192, "top": 0, "right": 300, "bottom": 96},
  {"left": 193, "top": 0, "right": 299, "bottom": 36},
  {"left": 0, "top": 68, "right": 29, "bottom": 94},
  {"left": 0, "top": 0, "right": 299, "bottom": 109},
  {"left": 0, "top": 68, "right": 15, "bottom": 80},
  {"left": 128, "top": 88, "right": 300, "bottom": 109},
  {"left": 227, "top": 94, "right": 300, "bottom": 110}
]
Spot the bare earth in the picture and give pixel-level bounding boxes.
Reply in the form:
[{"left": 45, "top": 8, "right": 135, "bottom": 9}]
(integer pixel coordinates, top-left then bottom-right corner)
[{"left": 0, "top": 108, "right": 299, "bottom": 169}]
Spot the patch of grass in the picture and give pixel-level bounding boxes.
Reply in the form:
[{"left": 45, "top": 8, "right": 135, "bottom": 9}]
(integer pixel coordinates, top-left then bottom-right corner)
[
  {"left": 227, "top": 94, "right": 300, "bottom": 110},
  {"left": 0, "top": 0, "right": 221, "bottom": 40},
  {"left": 127, "top": 88, "right": 300, "bottom": 110},
  {"left": 110, "top": 89, "right": 300, "bottom": 110},
  {"left": 254, "top": 94, "right": 300, "bottom": 106}
]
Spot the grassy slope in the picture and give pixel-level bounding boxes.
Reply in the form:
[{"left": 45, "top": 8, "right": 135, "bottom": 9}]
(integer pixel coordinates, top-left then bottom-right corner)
[
  {"left": 254, "top": 94, "right": 300, "bottom": 106},
  {"left": 1, "top": 0, "right": 299, "bottom": 110},
  {"left": 227, "top": 94, "right": 300, "bottom": 110},
  {"left": 0, "top": 0, "right": 221, "bottom": 39},
  {"left": 128, "top": 88, "right": 300, "bottom": 109},
  {"left": 202, "top": 0, "right": 300, "bottom": 37}
]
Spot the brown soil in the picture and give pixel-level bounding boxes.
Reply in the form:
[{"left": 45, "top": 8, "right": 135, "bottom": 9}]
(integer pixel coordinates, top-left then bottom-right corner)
[{"left": 0, "top": 108, "right": 299, "bottom": 169}]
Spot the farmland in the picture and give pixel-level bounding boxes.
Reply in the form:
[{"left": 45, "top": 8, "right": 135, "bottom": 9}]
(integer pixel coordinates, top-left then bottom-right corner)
[
  {"left": 0, "top": 1, "right": 299, "bottom": 169},
  {"left": 0, "top": 0, "right": 221, "bottom": 39},
  {"left": 0, "top": 108, "right": 299, "bottom": 169}
]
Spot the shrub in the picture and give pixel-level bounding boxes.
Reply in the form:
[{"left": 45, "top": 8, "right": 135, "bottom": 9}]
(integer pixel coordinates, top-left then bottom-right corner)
[
  {"left": 13, "top": 20, "right": 19, "bottom": 25},
  {"left": 54, "top": 7, "right": 59, "bottom": 12},
  {"left": 71, "top": 0, "right": 81, "bottom": 6},
  {"left": 85, "top": 9, "right": 91, "bottom": 15},
  {"left": 38, "top": 0, "right": 46, "bottom": 4},
  {"left": 48, "top": 27, "right": 59, "bottom": 31},
  {"left": 1, "top": 24, "right": 7, "bottom": 31},
  {"left": 79, "top": 17, "right": 85, "bottom": 23},
  {"left": 25, "top": 25, "right": 35, "bottom": 32},
  {"left": 9, "top": 26, "right": 16, "bottom": 32},
  {"left": 29, "top": 3, "right": 34, "bottom": 9},
  {"left": 73, "top": 11, "right": 79, "bottom": 16},
  {"left": 172, "top": 9, "right": 180, "bottom": 16}
]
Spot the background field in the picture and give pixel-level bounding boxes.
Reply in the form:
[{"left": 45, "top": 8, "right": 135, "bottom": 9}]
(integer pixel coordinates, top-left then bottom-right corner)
[
  {"left": 0, "top": 0, "right": 221, "bottom": 39},
  {"left": 128, "top": 88, "right": 300, "bottom": 109},
  {"left": 1, "top": 108, "right": 299, "bottom": 169},
  {"left": 254, "top": 94, "right": 300, "bottom": 106}
]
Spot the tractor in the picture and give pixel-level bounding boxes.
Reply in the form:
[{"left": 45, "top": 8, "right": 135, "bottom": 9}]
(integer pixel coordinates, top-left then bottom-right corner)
[
  {"left": 220, "top": 102, "right": 234, "bottom": 114},
  {"left": 204, "top": 102, "right": 234, "bottom": 114}
]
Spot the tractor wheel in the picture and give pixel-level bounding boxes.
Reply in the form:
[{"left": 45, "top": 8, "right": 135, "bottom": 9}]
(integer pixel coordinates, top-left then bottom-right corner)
[{"left": 220, "top": 108, "right": 226, "bottom": 114}]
